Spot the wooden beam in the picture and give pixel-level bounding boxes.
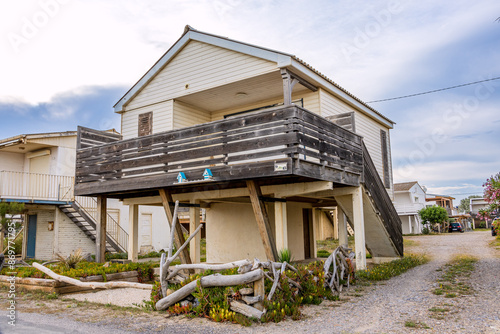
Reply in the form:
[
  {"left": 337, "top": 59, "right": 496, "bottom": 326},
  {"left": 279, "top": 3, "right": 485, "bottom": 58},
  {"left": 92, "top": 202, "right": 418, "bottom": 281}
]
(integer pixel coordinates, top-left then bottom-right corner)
[
  {"left": 246, "top": 180, "right": 278, "bottom": 261},
  {"left": 158, "top": 189, "right": 192, "bottom": 265},
  {"left": 128, "top": 204, "right": 139, "bottom": 262},
  {"left": 95, "top": 195, "right": 107, "bottom": 263},
  {"left": 189, "top": 199, "right": 201, "bottom": 264}
]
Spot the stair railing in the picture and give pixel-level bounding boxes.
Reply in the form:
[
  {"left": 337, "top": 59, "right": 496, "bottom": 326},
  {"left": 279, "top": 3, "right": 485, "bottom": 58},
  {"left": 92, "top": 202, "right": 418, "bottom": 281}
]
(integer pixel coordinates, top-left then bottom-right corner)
[{"left": 74, "top": 196, "right": 128, "bottom": 252}]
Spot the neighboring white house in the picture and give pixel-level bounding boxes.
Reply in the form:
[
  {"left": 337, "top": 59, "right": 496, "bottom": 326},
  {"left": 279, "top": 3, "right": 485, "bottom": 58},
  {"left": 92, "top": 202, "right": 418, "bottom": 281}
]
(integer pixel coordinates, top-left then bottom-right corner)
[
  {"left": 393, "top": 181, "right": 427, "bottom": 234},
  {"left": 470, "top": 197, "right": 490, "bottom": 228},
  {"left": 0, "top": 131, "right": 171, "bottom": 260}
]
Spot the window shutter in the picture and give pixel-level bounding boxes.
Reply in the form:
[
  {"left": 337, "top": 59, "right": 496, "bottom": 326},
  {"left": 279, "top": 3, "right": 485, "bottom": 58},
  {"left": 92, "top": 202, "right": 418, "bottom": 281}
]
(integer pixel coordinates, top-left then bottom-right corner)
[
  {"left": 380, "top": 130, "right": 390, "bottom": 188},
  {"left": 138, "top": 112, "right": 152, "bottom": 136}
]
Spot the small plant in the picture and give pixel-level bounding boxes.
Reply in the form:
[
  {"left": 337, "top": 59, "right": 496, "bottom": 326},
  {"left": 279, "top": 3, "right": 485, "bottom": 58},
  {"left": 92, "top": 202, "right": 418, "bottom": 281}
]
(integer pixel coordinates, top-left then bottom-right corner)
[
  {"left": 46, "top": 292, "right": 58, "bottom": 300},
  {"left": 56, "top": 249, "right": 85, "bottom": 269},
  {"left": 278, "top": 248, "right": 293, "bottom": 263},
  {"left": 422, "top": 227, "right": 430, "bottom": 235}
]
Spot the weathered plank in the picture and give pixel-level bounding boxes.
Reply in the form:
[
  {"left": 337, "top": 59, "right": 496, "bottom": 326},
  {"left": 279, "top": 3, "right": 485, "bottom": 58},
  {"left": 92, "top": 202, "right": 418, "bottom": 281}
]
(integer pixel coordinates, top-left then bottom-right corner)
[{"left": 246, "top": 180, "right": 279, "bottom": 261}]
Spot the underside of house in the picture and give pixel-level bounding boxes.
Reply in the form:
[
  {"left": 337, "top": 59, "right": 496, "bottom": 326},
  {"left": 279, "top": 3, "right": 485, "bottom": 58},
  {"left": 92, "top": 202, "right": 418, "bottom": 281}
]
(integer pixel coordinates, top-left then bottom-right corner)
[{"left": 73, "top": 26, "right": 403, "bottom": 269}]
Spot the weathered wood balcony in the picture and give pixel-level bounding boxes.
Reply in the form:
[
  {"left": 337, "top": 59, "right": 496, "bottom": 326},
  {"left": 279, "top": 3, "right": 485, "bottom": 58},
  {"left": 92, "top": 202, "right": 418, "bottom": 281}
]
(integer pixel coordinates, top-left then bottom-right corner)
[{"left": 75, "top": 105, "right": 364, "bottom": 198}]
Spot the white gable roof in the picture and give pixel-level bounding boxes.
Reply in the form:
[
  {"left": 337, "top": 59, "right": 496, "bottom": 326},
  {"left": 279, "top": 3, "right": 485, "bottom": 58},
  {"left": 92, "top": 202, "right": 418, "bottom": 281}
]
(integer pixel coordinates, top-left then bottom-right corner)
[{"left": 114, "top": 26, "right": 394, "bottom": 127}]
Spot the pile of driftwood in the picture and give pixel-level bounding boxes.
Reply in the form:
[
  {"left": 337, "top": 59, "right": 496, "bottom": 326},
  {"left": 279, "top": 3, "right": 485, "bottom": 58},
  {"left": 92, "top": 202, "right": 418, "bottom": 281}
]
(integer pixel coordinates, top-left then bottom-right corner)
[
  {"left": 27, "top": 201, "right": 355, "bottom": 321},
  {"left": 155, "top": 202, "right": 355, "bottom": 319}
]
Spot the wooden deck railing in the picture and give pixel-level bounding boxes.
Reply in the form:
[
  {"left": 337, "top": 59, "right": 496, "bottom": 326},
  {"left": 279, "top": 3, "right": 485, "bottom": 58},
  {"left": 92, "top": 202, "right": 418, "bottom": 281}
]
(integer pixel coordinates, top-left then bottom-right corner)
[
  {"left": 362, "top": 143, "right": 403, "bottom": 256},
  {"left": 0, "top": 171, "right": 74, "bottom": 201},
  {"left": 75, "top": 106, "right": 364, "bottom": 196}
]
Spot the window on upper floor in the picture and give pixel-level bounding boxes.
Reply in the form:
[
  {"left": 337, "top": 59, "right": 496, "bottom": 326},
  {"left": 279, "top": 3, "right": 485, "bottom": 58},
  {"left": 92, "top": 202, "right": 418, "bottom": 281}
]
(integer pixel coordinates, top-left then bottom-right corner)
[{"left": 138, "top": 112, "right": 152, "bottom": 136}]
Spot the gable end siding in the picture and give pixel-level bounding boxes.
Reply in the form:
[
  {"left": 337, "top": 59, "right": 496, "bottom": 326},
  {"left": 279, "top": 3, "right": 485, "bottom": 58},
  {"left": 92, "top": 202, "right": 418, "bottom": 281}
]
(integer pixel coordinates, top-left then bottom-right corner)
[{"left": 124, "top": 40, "right": 278, "bottom": 111}]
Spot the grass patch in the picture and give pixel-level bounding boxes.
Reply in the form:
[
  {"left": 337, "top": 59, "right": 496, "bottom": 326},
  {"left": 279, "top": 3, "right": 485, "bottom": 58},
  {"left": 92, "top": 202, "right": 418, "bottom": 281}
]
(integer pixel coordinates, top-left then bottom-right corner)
[
  {"left": 317, "top": 236, "right": 355, "bottom": 254},
  {"left": 432, "top": 255, "right": 477, "bottom": 297},
  {"left": 403, "top": 238, "right": 419, "bottom": 247},
  {"left": 405, "top": 320, "right": 430, "bottom": 329},
  {"left": 429, "top": 307, "right": 449, "bottom": 313},
  {"left": 356, "top": 254, "right": 429, "bottom": 281},
  {"left": 489, "top": 238, "right": 500, "bottom": 250}
]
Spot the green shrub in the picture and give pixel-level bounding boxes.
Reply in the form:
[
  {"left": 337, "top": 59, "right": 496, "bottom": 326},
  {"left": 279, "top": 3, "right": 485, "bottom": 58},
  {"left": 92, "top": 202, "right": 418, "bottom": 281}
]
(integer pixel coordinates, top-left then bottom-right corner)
[
  {"left": 422, "top": 227, "right": 430, "bottom": 235},
  {"left": 478, "top": 221, "right": 486, "bottom": 228}
]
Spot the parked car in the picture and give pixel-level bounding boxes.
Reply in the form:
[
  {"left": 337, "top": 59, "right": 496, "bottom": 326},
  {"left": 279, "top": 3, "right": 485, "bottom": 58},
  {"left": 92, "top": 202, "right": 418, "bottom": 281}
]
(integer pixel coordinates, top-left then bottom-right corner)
[{"left": 448, "top": 222, "right": 464, "bottom": 233}]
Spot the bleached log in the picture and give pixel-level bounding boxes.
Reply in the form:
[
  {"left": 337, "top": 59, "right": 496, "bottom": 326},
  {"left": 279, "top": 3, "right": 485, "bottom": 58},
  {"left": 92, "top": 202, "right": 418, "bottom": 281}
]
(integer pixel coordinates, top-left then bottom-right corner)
[
  {"left": 166, "top": 259, "right": 252, "bottom": 281},
  {"left": 32, "top": 263, "right": 152, "bottom": 290},
  {"left": 230, "top": 300, "right": 264, "bottom": 320},
  {"left": 242, "top": 295, "right": 262, "bottom": 305},
  {"left": 156, "top": 269, "right": 264, "bottom": 310}
]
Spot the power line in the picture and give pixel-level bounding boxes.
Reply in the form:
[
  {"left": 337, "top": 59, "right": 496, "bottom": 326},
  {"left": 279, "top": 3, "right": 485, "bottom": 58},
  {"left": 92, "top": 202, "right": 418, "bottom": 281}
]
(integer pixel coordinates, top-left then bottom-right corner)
[{"left": 366, "top": 76, "right": 500, "bottom": 103}]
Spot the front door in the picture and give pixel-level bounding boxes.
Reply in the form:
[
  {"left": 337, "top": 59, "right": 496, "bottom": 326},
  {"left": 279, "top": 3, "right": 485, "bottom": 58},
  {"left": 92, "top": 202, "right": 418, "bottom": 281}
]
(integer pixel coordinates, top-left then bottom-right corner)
[
  {"left": 27, "top": 215, "right": 37, "bottom": 258},
  {"left": 140, "top": 213, "right": 153, "bottom": 250}
]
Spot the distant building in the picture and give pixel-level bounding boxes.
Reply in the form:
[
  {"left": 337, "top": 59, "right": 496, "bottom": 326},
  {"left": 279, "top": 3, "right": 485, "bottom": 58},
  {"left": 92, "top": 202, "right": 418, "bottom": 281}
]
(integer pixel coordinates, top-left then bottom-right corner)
[
  {"left": 470, "top": 197, "right": 491, "bottom": 228},
  {"left": 393, "top": 181, "right": 426, "bottom": 234}
]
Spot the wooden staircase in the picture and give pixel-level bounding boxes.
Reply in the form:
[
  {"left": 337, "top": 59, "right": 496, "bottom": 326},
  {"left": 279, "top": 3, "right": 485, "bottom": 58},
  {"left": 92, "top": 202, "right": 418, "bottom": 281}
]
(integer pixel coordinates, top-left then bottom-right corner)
[{"left": 58, "top": 202, "right": 127, "bottom": 253}]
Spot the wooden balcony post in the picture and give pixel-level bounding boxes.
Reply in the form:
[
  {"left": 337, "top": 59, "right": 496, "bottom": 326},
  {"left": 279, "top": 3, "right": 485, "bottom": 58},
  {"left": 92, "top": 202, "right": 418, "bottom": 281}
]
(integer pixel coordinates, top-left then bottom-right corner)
[
  {"left": 247, "top": 180, "right": 278, "bottom": 261},
  {"left": 96, "top": 195, "right": 107, "bottom": 263},
  {"left": 337, "top": 208, "right": 349, "bottom": 247},
  {"left": 274, "top": 200, "right": 288, "bottom": 252},
  {"left": 352, "top": 187, "right": 366, "bottom": 270},
  {"left": 189, "top": 199, "right": 201, "bottom": 264},
  {"left": 128, "top": 204, "right": 139, "bottom": 262},
  {"left": 159, "top": 189, "right": 192, "bottom": 265}
]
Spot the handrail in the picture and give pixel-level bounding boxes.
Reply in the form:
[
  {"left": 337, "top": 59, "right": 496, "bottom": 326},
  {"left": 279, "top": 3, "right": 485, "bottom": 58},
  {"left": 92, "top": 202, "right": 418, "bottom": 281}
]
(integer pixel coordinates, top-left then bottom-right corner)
[
  {"left": 0, "top": 170, "right": 74, "bottom": 201},
  {"left": 74, "top": 196, "right": 128, "bottom": 252}
]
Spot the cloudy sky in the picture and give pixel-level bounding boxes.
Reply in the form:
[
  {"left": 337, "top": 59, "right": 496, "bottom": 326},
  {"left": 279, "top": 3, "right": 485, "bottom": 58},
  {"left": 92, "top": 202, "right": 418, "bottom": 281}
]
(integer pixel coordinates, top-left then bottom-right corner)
[{"left": 1, "top": 0, "right": 499, "bottom": 204}]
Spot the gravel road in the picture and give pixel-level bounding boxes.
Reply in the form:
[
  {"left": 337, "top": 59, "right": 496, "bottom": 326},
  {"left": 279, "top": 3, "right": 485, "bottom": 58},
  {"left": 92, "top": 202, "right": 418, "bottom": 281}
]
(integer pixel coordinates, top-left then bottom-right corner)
[{"left": 3, "top": 231, "right": 499, "bottom": 334}]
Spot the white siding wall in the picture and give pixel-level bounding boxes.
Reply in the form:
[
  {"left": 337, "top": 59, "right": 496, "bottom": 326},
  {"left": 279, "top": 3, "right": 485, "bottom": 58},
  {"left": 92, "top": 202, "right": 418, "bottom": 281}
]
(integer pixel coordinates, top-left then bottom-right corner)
[
  {"left": 33, "top": 209, "right": 55, "bottom": 260},
  {"left": 318, "top": 88, "right": 393, "bottom": 193},
  {"left": 0, "top": 152, "right": 24, "bottom": 171},
  {"left": 55, "top": 208, "right": 95, "bottom": 258},
  {"left": 318, "top": 88, "right": 354, "bottom": 116},
  {"left": 125, "top": 41, "right": 277, "bottom": 111},
  {"left": 173, "top": 101, "right": 211, "bottom": 129},
  {"left": 121, "top": 100, "right": 173, "bottom": 140}
]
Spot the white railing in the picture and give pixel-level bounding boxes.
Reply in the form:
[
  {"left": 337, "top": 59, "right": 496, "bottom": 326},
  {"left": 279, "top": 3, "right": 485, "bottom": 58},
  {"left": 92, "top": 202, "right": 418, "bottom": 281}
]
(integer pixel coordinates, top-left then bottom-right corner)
[
  {"left": 0, "top": 170, "right": 74, "bottom": 201},
  {"left": 393, "top": 203, "right": 425, "bottom": 215},
  {"left": 75, "top": 196, "right": 128, "bottom": 252}
]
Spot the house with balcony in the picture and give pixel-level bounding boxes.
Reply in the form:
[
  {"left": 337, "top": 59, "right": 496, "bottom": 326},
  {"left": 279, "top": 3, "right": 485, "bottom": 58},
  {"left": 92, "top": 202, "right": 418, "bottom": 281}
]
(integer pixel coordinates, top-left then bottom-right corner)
[
  {"left": 426, "top": 194, "right": 457, "bottom": 216},
  {"left": 393, "top": 181, "right": 426, "bottom": 234},
  {"left": 74, "top": 26, "right": 403, "bottom": 269},
  {"left": 0, "top": 131, "right": 170, "bottom": 260}
]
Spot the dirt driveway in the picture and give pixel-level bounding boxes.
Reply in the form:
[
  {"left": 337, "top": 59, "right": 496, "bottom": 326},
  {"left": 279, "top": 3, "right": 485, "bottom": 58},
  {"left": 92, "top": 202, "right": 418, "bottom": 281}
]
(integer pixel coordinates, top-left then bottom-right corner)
[{"left": 2, "top": 231, "right": 499, "bottom": 333}]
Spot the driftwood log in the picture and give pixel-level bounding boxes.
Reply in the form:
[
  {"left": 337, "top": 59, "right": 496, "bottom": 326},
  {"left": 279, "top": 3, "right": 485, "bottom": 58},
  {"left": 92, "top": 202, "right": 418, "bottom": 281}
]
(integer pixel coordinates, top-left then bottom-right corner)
[
  {"left": 156, "top": 269, "right": 264, "bottom": 310},
  {"left": 230, "top": 300, "right": 264, "bottom": 319},
  {"left": 33, "top": 263, "right": 152, "bottom": 290}
]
